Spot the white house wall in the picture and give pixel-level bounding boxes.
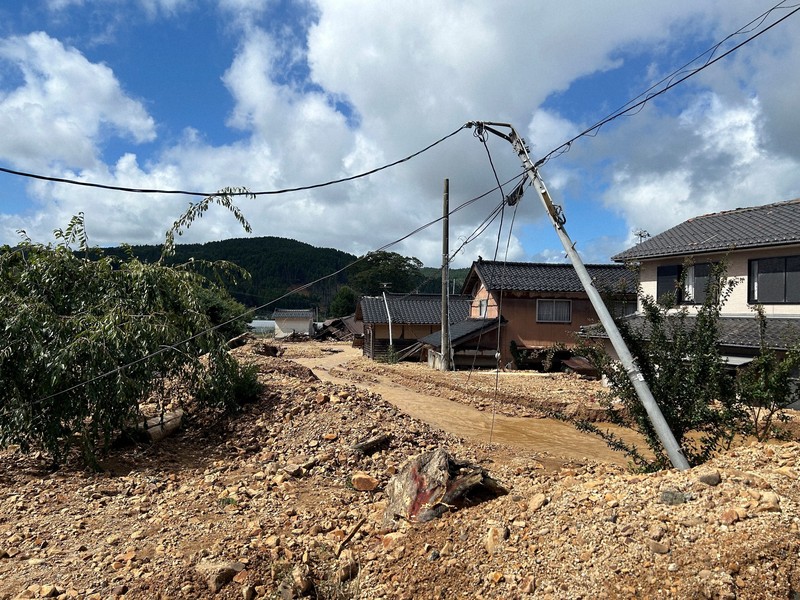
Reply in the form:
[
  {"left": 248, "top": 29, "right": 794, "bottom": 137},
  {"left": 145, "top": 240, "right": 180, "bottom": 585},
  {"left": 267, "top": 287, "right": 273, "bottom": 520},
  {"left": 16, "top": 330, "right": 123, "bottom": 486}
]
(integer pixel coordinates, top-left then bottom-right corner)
[{"left": 638, "top": 243, "right": 800, "bottom": 316}]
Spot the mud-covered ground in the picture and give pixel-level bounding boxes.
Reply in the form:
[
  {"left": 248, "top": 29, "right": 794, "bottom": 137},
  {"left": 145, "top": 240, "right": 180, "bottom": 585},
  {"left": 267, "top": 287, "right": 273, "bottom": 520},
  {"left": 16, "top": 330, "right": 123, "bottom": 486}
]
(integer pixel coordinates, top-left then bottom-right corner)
[{"left": 1, "top": 340, "right": 798, "bottom": 599}]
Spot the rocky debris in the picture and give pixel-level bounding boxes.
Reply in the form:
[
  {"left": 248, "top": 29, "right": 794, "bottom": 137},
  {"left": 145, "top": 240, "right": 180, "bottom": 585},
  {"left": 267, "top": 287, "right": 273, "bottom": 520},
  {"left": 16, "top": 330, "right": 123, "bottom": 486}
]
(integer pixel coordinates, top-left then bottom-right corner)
[
  {"left": 383, "top": 448, "right": 508, "bottom": 526},
  {"left": 0, "top": 340, "right": 798, "bottom": 599},
  {"left": 195, "top": 560, "right": 245, "bottom": 593}
]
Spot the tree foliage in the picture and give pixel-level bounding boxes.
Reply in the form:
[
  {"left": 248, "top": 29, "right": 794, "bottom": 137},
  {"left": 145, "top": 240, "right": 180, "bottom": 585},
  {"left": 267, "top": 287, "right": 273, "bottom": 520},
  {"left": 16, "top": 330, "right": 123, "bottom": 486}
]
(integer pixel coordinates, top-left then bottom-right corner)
[
  {"left": 581, "top": 262, "right": 746, "bottom": 470},
  {"left": 328, "top": 285, "right": 359, "bottom": 317},
  {"left": 349, "top": 251, "right": 424, "bottom": 295},
  {"left": 0, "top": 195, "right": 260, "bottom": 466}
]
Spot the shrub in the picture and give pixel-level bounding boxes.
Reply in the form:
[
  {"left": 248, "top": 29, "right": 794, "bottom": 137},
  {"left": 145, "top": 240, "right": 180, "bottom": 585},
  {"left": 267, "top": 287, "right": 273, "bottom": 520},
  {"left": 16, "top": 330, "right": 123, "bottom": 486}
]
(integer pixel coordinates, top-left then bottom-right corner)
[{"left": 0, "top": 193, "right": 261, "bottom": 465}]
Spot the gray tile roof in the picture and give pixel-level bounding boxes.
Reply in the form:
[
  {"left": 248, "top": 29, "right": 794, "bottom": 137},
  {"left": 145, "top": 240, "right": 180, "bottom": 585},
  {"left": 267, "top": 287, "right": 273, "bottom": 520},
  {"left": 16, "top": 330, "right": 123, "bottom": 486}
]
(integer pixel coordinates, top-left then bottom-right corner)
[
  {"left": 358, "top": 293, "right": 472, "bottom": 325},
  {"left": 419, "top": 317, "right": 503, "bottom": 349},
  {"left": 612, "top": 198, "right": 800, "bottom": 262},
  {"left": 468, "top": 260, "right": 637, "bottom": 294},
  {"left": 584, "top": 315, "right": 800, "bottom": 351}
]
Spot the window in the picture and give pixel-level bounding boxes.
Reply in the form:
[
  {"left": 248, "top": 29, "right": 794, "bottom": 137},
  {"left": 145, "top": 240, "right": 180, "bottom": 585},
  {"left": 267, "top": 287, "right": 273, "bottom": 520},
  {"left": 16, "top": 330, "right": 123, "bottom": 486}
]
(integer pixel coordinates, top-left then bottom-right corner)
[
  {"left": 609, "top": 299, "right": 636, "bottom": 318},
  {"left": 684, "top": 263, "right": 712, "bottom": 305},
  {"left": 749, "top": 255, "right": 800, "bottom": 304},
  {"left": 478, "top": 299, "right": 488, "bottom": 317},
  {"left": 656, "top": 265, "right": 683, "bottom": 304},
  {"left": 537, "top": 299, "right": 571, "bottom": 323}
]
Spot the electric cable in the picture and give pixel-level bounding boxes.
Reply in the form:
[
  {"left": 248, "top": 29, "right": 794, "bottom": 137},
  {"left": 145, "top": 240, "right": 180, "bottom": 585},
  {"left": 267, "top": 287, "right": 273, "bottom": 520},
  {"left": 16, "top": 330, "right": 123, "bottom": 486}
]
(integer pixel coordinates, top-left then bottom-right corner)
[
  {"left": 25, "top": 179, "right": 511, "bottom": 407},
  {"left": 0, "top": 125, "right": 469, "bottom": 197},
  {"left": 537, "top": 1, "right": 800, "bottom": 167}
]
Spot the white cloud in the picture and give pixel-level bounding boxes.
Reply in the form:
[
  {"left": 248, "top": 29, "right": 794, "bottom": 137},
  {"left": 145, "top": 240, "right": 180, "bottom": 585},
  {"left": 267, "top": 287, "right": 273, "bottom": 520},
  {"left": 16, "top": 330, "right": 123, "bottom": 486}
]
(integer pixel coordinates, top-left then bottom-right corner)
[{"left": 0, "top": 32, "right": 156, "bottom": 170}]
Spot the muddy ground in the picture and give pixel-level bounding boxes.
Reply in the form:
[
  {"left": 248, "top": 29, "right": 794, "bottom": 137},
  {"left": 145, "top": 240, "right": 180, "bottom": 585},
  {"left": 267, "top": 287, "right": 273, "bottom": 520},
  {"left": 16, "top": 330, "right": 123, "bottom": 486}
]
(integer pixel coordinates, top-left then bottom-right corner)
[{"left": 1, "top": 340, "right": 798, "bottom": 599}]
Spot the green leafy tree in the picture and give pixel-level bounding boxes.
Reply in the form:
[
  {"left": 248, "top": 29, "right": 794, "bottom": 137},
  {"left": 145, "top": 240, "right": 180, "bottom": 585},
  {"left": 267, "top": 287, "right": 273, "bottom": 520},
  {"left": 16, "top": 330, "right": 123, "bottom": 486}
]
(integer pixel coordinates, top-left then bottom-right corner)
[
  {"left": 581, "top": 261, "right": 747, "bottom": 470},
  {"left": 328, "top": 285, "right": 359, "bottom": 317},
  {"left": 350, "top": 251, "right": 424, "bottom": 295},
  {"left": 735, "top": 306, "right": 800, "bottom": 441},
  {"left": 0, "top": 192, "right": 260, "bottom": 466}
]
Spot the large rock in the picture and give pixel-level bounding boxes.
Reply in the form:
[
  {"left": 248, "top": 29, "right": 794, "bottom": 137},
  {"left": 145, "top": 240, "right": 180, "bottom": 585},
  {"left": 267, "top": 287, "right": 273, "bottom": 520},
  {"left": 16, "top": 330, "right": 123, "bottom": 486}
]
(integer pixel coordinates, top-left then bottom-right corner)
[{"left": 383, "top": 448, "right": 508, "bottom": 527}]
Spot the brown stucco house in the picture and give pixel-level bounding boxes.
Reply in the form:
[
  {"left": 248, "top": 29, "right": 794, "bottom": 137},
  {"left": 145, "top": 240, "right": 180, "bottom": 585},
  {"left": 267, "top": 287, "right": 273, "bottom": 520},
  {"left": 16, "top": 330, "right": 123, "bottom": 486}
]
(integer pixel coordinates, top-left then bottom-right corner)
[
  {"left": 355, "top": 293, "right": 472, "bottom": 360},
  {"left": 595, "top": 198, "right": 800, "bottom": 365},
  {"left": 459, "top": 258, "right": 637, "bottom": 367}
]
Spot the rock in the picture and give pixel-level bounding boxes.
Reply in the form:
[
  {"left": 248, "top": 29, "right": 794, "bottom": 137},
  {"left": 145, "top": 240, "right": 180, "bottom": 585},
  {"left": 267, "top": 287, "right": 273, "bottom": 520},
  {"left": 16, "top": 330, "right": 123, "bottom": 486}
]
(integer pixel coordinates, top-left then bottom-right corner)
[
  {"left": 485, "top": 525, "right": 509, "bottom": 555},
  {"left": 646, "top": 539, "right": 670, "bottom": 554},
  {"left": 292, "top": 564, "right": 313, "bottom": 595},
  {"left": 520, "top": 574, "right": 536, "bottom": 594},
  {"left": 39, "top": 585, "right": 59, "bottom": 598},
  {"left": 351, "top": 471, "right": 379, "bottom": 492},
  {"left": 383, "top": 448, "right": 508, "bottom": 526},
  {"left": 381, "top": 532, "right": 407, "bottom": 550},
  {"left": 659, "top": 489, "right": 687, "bottom": 505},
  {"left": 720, "top": 508, "right": 740, "bottom": 525},
  {"left": 336, "top": 550, "right": 358, "bottom": 583},
  {"left": 242, "top": 585, "right": 256, "bottom": 600},
  {"left": 757, "top": 491, "right": 781, "bottom": 512},
  {"left": 196, "top": 560, "right": 245, "bottom": 593},
  {"left": 528, "top": 493, "right": 547, "bottom": 513},
  {"left": 487, "top": 571, "right": 505, "bottom": 584},
  {"left": 697, "top": 470, "right": 722, "bottom": 486}
]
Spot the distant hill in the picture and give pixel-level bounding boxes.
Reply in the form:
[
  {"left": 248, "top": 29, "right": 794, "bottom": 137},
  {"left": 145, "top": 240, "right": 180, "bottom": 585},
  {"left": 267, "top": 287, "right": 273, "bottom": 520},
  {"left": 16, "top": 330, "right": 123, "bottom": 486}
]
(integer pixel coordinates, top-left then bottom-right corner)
[{"left": 101, "top": 237, "right": 357, "bottom": 313}]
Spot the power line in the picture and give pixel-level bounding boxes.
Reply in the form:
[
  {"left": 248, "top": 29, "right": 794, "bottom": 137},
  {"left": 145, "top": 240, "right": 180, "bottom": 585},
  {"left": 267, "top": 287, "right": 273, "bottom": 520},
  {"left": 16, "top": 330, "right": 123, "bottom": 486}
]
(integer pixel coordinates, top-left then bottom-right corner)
[
  {"left": 0, "top": 125, "right": 469, "bottom": 197},
  {"left": 537, "top": 0, "right": 800, "bottom": 167}
]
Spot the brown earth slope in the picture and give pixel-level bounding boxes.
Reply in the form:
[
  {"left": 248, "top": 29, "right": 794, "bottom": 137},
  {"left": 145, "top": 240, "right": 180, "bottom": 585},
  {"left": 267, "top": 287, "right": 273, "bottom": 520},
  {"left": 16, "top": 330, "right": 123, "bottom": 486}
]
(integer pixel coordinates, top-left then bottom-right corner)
[{"left": 0, "top": 341, "right": 798, "bottom": 599}]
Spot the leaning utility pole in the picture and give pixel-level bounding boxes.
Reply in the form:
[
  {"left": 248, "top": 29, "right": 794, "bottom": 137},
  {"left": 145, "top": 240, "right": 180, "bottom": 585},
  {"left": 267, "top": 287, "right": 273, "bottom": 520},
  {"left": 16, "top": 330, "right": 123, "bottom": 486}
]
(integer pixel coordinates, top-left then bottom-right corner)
[
  {"left": 467, "top": 121, "right": 690, "bottom": 471},
  {"left": 440, "top": 178, "right": 452, "bottom": 371}
]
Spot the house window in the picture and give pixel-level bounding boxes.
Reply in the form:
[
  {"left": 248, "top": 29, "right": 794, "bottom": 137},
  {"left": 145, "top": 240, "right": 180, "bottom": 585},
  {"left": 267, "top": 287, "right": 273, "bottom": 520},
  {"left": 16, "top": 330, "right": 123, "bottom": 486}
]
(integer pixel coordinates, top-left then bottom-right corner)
[
  {"left": 684, "top": 263, "right": 712, "bottom": 305},
  {"left": 749, "top": 255, "right": 800, "bottom": 303},
  {"left": 478, "top": 299, "right": 488, "bottom": 317},
  {"left": 609, "top": 299, "right": 636, "bottom": 318},
  {"left": 656, "top": 265, "right": 683, "bottom": 304},
  {"left": 537, "top": 299, "right": 571, "bottom": 323}
]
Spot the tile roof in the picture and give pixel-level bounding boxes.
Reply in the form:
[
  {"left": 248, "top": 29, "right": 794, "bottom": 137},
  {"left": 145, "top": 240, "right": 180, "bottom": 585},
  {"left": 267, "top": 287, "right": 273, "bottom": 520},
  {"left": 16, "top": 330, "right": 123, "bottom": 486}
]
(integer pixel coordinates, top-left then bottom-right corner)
[
  {"left": 469, "top": 260, "right": 636, "bottom": 294},
  {"left": 419, "top": 317, "right": 503, "bottom": 349},
  {"left": 584, "top": 315, "right": 800, "bottom": 351},
  {"left": 612, "top": 198, "right": 800, "bottom": 262},
  {"left": 358, "top": 293, "right": 472, "bottom": 325},
  {"left": 272, "top": 308, "right": 315, "bottom": 319}
]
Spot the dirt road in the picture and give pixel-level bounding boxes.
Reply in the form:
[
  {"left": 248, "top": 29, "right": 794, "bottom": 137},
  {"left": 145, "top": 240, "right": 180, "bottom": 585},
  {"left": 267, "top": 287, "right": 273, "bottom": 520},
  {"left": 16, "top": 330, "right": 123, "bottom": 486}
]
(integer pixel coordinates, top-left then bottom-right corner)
[{"left": 293, "top": 345, "right": 645, "bottom": 466}]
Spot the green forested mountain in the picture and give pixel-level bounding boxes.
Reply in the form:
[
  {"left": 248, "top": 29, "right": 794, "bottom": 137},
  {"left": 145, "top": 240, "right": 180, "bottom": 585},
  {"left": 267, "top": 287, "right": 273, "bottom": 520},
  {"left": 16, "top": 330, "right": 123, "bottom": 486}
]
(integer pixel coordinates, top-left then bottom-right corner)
[
  {"left": 102, "top": 237, "right": 357, "bottom": 314},
  {"left": 100, "top": 237, "right": 473, "bottom": 316}
]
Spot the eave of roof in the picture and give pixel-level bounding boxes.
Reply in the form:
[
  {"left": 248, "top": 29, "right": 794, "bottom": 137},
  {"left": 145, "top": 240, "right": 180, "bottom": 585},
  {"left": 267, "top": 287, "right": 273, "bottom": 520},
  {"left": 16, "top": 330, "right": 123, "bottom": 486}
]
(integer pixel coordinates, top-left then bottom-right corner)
[{"left": 612, "top": 198, "right": 800, "bottom": 262}]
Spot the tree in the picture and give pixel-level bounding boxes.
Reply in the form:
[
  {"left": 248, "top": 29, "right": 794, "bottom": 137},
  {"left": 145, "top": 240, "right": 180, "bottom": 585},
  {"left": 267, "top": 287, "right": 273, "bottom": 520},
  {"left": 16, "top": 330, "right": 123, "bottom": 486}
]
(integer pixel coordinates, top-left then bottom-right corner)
[
  {"left": 328, "top": 285, "right": 359, "bottom": 317},
  {"left": 0, "top": 193, "right": 260, "bottom": 466},
  {"left": 581, "top": 261, "right": 747, "bottom": 470},
  {"left": 735, "top": 306, "right": 800, "bottom": 441},
  {"left": 349, "top": 251, "right": 424, "bottom": 295}
]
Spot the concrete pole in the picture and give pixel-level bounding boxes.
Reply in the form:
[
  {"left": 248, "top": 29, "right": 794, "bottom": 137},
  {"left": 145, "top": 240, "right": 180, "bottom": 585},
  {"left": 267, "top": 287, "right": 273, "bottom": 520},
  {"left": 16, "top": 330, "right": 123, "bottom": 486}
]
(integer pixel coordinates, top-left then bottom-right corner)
[{"left": 441, "top": 178, "right": 452, "bottom": 371}]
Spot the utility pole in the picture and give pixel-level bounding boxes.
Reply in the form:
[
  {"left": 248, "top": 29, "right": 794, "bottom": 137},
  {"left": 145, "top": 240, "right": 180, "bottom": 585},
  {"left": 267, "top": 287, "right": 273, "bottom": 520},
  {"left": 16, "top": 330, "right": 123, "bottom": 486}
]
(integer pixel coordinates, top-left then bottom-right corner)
[
  {"left": 440, "top": 178, "right": 452, "bottom": 371},
  {"left": 467, "top": 121, "right": 690, "bottom": 471}
]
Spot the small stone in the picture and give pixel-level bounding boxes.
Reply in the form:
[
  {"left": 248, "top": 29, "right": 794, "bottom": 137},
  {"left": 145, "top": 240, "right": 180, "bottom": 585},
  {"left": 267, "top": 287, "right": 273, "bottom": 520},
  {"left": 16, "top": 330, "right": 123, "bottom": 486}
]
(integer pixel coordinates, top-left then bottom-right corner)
[
  {"left": 488, "top": 571, "right": 505, "bottom": 584},
  {"left": 292, "top": 565, "right": 313, "bottom": 594},
  {"left": 528, "top": 493, "right": 547, "bottom": 513},
  {"left": 659, "top": 489, "right": 687, "bottom": 505},
  {"left": 485, "top": 525, "right": 509, "bottom": 555},
  {"left": 697, "top": 470, "right": 722, "bottom": 486},
  {"left": 520, "top": 574, "right": 535, "bottom": 594},
  {"left": 720, "top": 508, "right": 740, "bottom": 525},
  {"left": 242, "top": 585, "right": 257, "bottom": 600},
  {"left": 381, "top": 532, "right": 406, "bottom": 550},
  {"left": 646, "top": 538, "right": 670, "bottom": 554},
  {"left": 351, "top": 471, "right": 379, "bottom": 491},
  {"left": 39, "top": 585, "right": 59, "bottom": 598},
  {"left": 196, "top": 560, "right": 241, "bottom": 593}
]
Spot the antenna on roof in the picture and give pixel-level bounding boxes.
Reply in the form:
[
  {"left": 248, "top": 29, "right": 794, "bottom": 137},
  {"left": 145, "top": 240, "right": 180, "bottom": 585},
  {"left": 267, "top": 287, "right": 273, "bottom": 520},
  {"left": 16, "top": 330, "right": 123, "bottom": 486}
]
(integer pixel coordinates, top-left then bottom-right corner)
[{"left": 633, "top": 229, "right": 650, "bottom": 244}]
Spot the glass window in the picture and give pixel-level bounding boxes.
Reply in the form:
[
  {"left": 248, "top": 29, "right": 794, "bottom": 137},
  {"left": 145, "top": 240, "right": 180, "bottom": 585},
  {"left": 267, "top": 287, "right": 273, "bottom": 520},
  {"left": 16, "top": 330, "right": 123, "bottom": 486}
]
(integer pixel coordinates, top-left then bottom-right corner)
[
  {"left": 537, "top": 299, "right": 571, "bottom": 323},
  {"left": 749, "top": 255, "right": 800, "bottom": 304},
  {"left": 685, "top": 263, "right": 712, "bottom": 305},
  {"left": 478, "top": 299, "right": 488, "bottom": 317},
  {"left": 656, "top": 265, "right": 682, "bottom": 304}
]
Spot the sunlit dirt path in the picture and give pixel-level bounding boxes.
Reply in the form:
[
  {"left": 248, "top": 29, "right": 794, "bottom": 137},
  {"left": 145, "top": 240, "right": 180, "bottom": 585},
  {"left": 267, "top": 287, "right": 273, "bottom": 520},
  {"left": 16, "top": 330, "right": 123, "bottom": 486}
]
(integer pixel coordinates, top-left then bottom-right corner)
[{"left": 293, "top": 345, "right": 646, "bottom": 467}]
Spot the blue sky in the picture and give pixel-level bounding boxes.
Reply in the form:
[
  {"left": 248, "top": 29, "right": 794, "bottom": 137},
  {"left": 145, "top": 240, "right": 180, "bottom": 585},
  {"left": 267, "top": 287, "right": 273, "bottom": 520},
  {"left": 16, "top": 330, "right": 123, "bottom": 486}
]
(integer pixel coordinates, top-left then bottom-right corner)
[{"left": 1, "top": 1, "right": 799, "bottom": 268}]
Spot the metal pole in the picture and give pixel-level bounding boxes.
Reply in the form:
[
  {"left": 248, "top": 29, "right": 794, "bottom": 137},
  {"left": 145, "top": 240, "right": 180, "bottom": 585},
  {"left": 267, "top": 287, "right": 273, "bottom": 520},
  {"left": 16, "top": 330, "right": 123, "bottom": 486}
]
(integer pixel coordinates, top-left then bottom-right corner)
[
  {"left": 468, "top": 121, "right": 689, "bottom": 470},
  {"left": 441, "top": 179, "right": 451, "bottom": 371},
  {"left": 382, "top": 291, "right": 393, "bottom": 348}
]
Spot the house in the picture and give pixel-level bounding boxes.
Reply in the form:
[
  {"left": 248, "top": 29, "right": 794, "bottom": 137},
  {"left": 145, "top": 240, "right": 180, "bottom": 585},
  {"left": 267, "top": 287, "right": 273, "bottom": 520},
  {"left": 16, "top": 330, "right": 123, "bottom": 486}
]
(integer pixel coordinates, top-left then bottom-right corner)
[
  {"left": 602, "top": 197, "right": 800, "bottom": 363},
  {"left": 272, "top": 308, "right": 316, "bottom": 338},
  {"left": 355, "top": 293, "right": 472, "bottom": 360},
  {"left": 460, "top": 259, "right": 637, "bottom": 367},
  {"left": 419, "top": 316, "right": 505, "bottom": 369}
]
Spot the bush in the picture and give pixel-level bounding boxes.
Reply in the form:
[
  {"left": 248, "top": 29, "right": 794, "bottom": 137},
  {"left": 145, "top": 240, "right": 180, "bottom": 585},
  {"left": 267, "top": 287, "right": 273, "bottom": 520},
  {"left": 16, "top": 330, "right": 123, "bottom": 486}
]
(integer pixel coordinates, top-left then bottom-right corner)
[
  {"left": 0, "top": 194, "right": 261, "bottom": 466},
  {"left": 581, "top": 261, "right": 747, "bottom": 470}
]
